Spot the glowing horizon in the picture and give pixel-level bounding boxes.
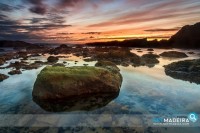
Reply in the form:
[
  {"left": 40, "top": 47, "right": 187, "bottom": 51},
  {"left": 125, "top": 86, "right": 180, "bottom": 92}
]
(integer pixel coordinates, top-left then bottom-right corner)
[{"left": 0, "top": 0, "right": 200, "bottom": 44}]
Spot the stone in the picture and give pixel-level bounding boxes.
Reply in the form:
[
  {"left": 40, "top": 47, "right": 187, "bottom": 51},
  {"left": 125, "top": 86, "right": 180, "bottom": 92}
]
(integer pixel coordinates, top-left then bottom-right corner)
[
  {"left": 47, "top": 56, "right": 59, "bottom": 63},
  {"left": 33, "top": 61, "right": 122, "bottom": 99},
  {"left": 0, "top": 74, "right": 9, "bottom": 82},
  {"left": 159, "top": 51, "right": 188, "bottom": 58},
  {"left": 164, "top": 59, "right": 200, "bottom": 84}
]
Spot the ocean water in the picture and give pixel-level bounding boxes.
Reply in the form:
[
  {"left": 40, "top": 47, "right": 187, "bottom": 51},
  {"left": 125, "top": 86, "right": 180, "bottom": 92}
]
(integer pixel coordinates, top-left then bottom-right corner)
[{"left": 0, "top": 48, "right": 200, "bottom": 131}]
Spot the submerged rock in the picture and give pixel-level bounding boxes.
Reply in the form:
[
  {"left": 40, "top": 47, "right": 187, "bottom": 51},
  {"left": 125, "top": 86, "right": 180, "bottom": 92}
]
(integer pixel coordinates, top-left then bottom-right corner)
[
  {"left": 8, "top": 70, "right": 22, "bottom": 75},
  {"left": 32, "top": 61, "right": 122, "bottom": 111},
  {"left": 159, "top": 51, "right": 188, "bottom": 58},
  {"left": 47, "top": 56, "right": 59, "bottom": 63},
  {"left": 147, "top": 48, "right": 154, "bottom": 51},
  {"left": 0, "top": 74, "right": 8, "bottom": 82},
  {"left": 164, "top": 59, "right": 200, "bottom": 84}
]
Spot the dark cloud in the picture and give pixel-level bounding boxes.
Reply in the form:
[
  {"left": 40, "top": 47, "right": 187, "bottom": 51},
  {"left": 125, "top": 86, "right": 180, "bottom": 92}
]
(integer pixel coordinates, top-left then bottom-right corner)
[
  {"left": 82, "top": 32, "right": 101, "bottom": 34},
  {"left": 27, "top": 14, "right": 67, "bottom": 25},
  {"left": 57, "top": 32, "right": 74, "bottom": 35},
  {"left": 46, "top": 13, "right": 66, "bottom": 24},
  {"left": 29, "top": 6, "right": 46, "bottom": 15},
  {"left": 26, "top": 17, "right": 47, "bottom": 24},
  {"left": 26, "top": 0, "right": 43, "bottom": 5},
  {"left": 144, "top": 27, "right": 180, "bottom": 32},
  {"left": 57, "top": 0, "right": 83, "bottom": 8},
  {"left": 0, "top": 14, "right": 8, "bottom": 19},
  {"left": 0, "top": 3, "right": 22, "bottom": 12},
  {"left": 0, "top": 16, "right": 72, "bottom": 42},
  {"left": 24, "top": 0, "right": 47, "bottom": 15}
]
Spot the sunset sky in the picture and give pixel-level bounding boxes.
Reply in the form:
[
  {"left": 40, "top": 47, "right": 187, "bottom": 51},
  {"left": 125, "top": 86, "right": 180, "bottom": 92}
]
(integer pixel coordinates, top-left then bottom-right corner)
[{"left": 0, "top": 0, "right": 200, "bottom": 44}]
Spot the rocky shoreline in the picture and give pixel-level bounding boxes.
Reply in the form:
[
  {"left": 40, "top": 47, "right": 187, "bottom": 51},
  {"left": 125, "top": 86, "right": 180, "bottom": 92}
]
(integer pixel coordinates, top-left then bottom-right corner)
[{"left": 164, "top": 59, "right": 200, "bottom": 84}]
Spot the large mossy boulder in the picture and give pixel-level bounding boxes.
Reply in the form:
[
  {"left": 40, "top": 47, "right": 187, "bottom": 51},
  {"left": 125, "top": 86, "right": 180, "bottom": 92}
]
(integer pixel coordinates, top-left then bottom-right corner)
[
  {"left": 32, "top": 61, "right": 122, "bottom": 112},
  {"left": 164, "top": 59, "right": 200, "bottom": 84},
  {"left": 33, "top": 61, "right": 122, "bottom": 100}
]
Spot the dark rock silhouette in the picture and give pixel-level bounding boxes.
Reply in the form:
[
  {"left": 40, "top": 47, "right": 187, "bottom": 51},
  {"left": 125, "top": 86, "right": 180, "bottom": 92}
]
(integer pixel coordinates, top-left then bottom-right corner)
[
  {"left": 169, "top": 22, "right": 200, "bottom": 48},
  {"left": 164, "top": 59, "right": 200, "bottom": 84},
  {"left": 0, "top": 40, "right": 41, "bottom": 49}
]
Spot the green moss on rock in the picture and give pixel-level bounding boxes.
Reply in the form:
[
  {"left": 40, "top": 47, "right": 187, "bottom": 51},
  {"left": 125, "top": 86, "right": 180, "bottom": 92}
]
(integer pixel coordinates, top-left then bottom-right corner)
[{"left": 33, "top": 63, "right": 122, "bottom": 101}]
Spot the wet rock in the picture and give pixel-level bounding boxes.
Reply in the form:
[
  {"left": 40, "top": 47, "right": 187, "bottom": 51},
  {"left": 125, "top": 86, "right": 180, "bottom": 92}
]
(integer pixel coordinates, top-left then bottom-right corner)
[
  {"left": 59, "top": 44, "right": 69, "bottom": 48},
  {"left": 130, "top": 54, "right": 141, "bottom": 67},
  {"left": 0, "top": 58, "right": 5, "bottom": 66},
  {"left": 164, "top": 59, "right": 200, "bottom": 84},
  {"left": 93, "top": 48, "right": 141, "bottom": 67},
  {"left": 8, "top": 70, "right": 22, "bottom": 75},
  {"left": 84, "top": 58, "right": 96, "bottom": 62},
  {"left": 148, "top": 52, "right": 154, "bottom": 54},
  {"left": 30, "top": 54, "right": 41, "bottom": 57},
  {"left": 47, "top": 56, "right": 59, "bottom": 63},
  {"left": 147, "top": 48, "right": 154, "bottom": 51},
  {"left": 95, "top": 60, "right": 120, "bottom": 72},
  {"left": 141, "top": 54, "right": 159, "bottom": 67},
  {"left": 188, "top": 52, "right": 195, "bottom": 54},
  {"left": 32, "top": 62, "right": 122, "bottom": 102},
  {"left": 159, "top": 51, "right": 188, "bottom": 58},
  {"left": 0, "top": 74, "right": 8, "bottom": 82},
  {"left": 2, "top": 61, "right": 39, "bottom": 70}
]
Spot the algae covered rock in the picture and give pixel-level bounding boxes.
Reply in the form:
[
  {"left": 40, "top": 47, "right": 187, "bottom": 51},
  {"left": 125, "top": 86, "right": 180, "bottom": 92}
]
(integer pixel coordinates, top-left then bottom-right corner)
[
  {"left": 164, "top": 59, "right": 200, "bottom": 84},
  {"left": 33, "top": 61, "right": 122, "bottom": 98},
  {"left": 32, "top": 61, "right": 122, "bottom": 111}
]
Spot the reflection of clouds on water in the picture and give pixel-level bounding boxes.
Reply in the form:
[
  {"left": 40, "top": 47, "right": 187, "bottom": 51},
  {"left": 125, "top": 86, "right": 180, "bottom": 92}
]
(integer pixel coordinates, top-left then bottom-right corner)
[{"left": 0, "top": 49, "right": 200, "bottom": 115}]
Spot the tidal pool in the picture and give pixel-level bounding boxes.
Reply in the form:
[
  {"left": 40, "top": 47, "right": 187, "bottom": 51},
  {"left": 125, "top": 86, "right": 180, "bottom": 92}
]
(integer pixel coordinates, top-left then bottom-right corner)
[{"left": 0, "top": 48, "right": 200, "bottom": 131}]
